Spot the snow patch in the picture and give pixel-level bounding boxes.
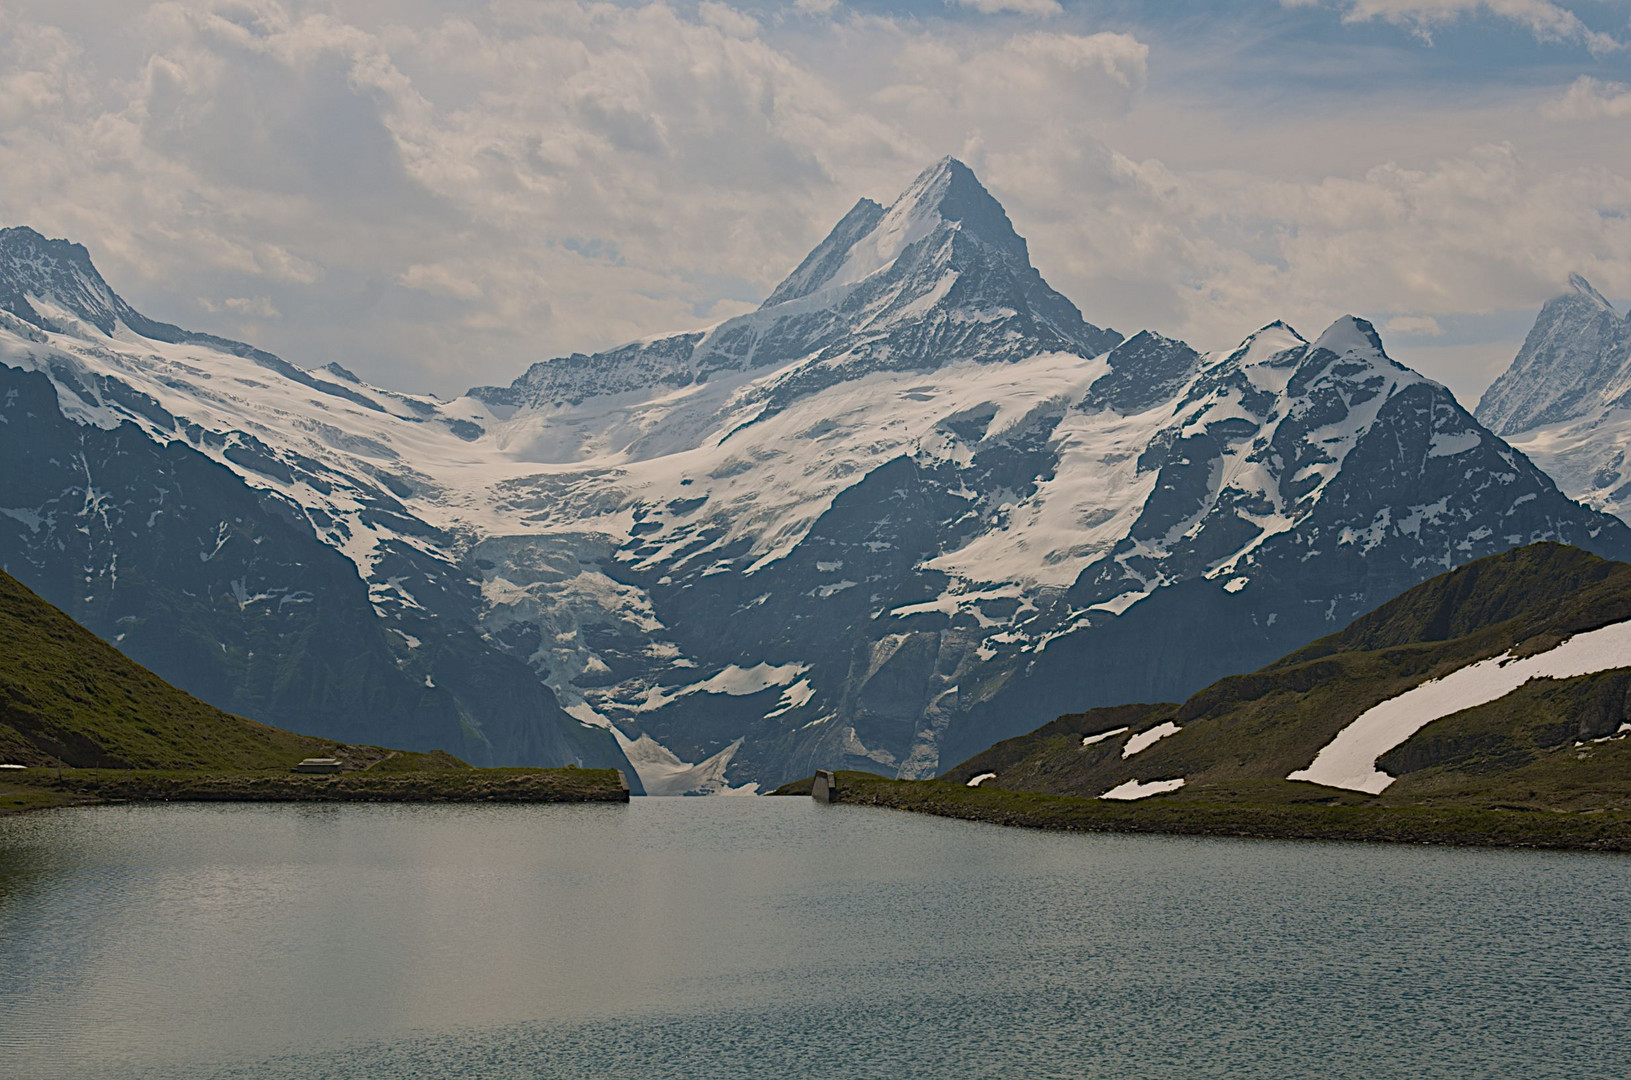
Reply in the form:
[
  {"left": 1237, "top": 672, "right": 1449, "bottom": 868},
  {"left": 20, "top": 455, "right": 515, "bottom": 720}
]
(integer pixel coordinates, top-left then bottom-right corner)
[
  {"left": 1122, "top": 721, "right": 1181, "bottom": 758},
  {"left": 1100, "top": 777, "right": 1185, "bottom": 800},
  {"left": 1081, "top": 726, "right": 1130, "bottom": 747},
  {"left": 1428, "top": 431, "right": 1481, "bottom": 458},
  {"left": 1290, "top": 619, "right": 1631, "bottom": 793}
]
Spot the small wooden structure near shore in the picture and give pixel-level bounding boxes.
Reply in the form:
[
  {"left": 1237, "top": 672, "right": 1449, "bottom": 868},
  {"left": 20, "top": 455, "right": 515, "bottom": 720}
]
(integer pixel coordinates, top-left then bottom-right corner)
[
  {"left": 811, "top": 769, "right": 838, "bottom": 803},
  {"left": 291, "top": 757, "right": 343, "bottom": 775}
]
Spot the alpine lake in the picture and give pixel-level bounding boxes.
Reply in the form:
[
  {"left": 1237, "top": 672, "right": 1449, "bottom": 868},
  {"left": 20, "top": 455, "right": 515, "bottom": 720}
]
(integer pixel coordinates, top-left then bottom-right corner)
[{"left": 1, "top": 797, "right": 1627, "bottom": 1079}]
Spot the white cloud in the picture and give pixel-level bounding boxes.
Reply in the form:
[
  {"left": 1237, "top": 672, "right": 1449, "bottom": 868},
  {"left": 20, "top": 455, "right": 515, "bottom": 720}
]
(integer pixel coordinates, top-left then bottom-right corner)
[
  {"left": 1286, "top": 0, "right": 1622, "bottom": 54},
  {"left": 1545, "top": 75, "right": 1631, "bottom": 119},
  {"left": 0, "top": 0, "right": 1627, "bottom": 407},
  {"left": 222, "top": 296, "right": 281, "bottom": 318},
  {"left": 698, "top": 2, "right": 761, "bottom": 39},
  {"left": 952, "top": 0, "right": 1065, "bottom": 16},
  {"left": 1384, "top": 314, "right": 1445, "bottom": 336}
]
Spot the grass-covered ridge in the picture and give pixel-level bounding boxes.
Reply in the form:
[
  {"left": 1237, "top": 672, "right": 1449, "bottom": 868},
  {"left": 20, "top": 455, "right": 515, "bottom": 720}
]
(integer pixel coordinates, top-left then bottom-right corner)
[
  {"left": 930, "top": 544, "right": 1631, "bottom": 812},
  {"left": 786, "top": 772, "right": 1631, "bottom": 852},
  {"left": 0, "top": 566, "right": 333, "bottom": 770},
  {"left": 0, "top": 568, "right": 629, "bottom": 812},
  {"left": 776, "top": 545, "right": 1631, "bottom": 847}
]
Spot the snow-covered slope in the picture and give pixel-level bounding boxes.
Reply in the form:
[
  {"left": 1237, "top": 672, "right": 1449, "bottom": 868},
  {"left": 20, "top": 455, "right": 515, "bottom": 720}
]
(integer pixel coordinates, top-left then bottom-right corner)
[
  {"left": 3, "top": 160, "right": 1627, "bottom": 792},
  {"left": 1476, "top": 276, "right": 1631, "bottom": 522}
]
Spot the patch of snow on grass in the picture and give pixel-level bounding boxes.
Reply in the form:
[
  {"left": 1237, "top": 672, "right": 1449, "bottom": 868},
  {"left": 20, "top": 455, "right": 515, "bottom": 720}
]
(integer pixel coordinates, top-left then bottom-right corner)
[
  {"left": 967, "top": 772, "right": 997, "bottom": 787},
  {"left": 1122, "top": 721, "right": 1181, "bottom": 758},
  {"left": 1082, "top": 726, "right": 1130, "bottom": 747},
  {"left": 1289, "top": 619, "right": 1631, "bottom": 793},
  {"left": 1100, "top": 777, "right": 1185, "bottom": 800}
]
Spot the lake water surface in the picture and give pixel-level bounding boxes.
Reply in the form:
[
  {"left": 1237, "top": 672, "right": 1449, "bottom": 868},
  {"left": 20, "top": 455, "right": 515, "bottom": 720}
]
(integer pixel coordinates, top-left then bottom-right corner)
[{"left": 1, "top": 798, "right": 1627, "bottom": 1079}]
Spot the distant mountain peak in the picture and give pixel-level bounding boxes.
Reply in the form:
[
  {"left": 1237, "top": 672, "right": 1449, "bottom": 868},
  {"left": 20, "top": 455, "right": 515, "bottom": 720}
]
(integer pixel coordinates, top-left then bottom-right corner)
[
  {"left": 481, "top": 157, "right": 1119, "bottom": 413},
  {"left": 0, "top": 225, "right": 126, "bottom": 337},
  {"left": 1566, "top": 272, "right": 1619, "bottom": 315},
  {"left": 1312, "top": 315, "right": 1386, "bottom": 358},
  {"left": 760, "top": 197, "right": 887, "bottom": 309},
  {"left": 1477, "top": 275, "right": 1631, "bottom": 436}
]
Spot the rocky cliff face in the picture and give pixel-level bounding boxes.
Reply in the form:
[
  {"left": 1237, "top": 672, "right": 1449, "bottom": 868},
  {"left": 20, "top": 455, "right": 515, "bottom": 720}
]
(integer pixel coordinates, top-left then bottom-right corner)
[{"left": 3, "top": 162, "right": 1626, "bottom": 792}]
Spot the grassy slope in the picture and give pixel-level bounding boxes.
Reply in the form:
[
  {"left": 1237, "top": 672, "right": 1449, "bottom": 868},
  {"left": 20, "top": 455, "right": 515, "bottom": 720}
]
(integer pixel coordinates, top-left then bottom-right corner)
[
  {"left": 0, "top": 569, "right": 628, "bottom": 811},
  {"left": 0, "top": 566, "right": 333, "bottom": 769},
  {"left": 774, "top": 545, "right": 1631, "bottom": 847},
  {"left": 934, "top": 544, "right": 1631, "bottom": 813},
  {"left": 805, "top": 772, "right": 1631, "bottom": 851}
]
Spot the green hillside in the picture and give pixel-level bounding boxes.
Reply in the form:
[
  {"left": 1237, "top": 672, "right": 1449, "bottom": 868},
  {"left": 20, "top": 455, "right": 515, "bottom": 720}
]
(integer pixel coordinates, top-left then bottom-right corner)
[
  {"left": 0, "top": 566, "right": 445, "bottom": 771},
  {"left": 938, "top": 543, "right": 1631, "bottom": 814},
  {"left": 0, "top": 567, "right": 634, "bottom": 812}
]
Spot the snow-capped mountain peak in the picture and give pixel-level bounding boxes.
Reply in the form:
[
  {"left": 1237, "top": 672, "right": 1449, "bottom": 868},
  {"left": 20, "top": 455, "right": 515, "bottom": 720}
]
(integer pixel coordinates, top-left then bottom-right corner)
[
  {"left": 1568, "top": 271, "right": 1617, "bottom": 312},
  {"left": 0, "top": 226, "right": 133, "bottom": 338},
  {"left": 1479, "top": 276, "right": 1631, "bottom": 522},
  {"left": 470, "top": 157, "right": 1119, "bottom": 427},
  {"left": 1311, "top": 314, "right": 1386, "bottom": 359},
  {"left": 760, "top": 198, "right": 886, "bottom": 309},
  {"left": 813, "top": 156, "right": 1031, "bottom": 295},
  {"left": 1477, "top": 275, "right": 1631, "bottom": 437}
]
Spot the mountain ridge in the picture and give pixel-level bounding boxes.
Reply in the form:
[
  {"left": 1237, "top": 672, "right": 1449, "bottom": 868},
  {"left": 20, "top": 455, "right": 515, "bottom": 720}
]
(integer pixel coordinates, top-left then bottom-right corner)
[
  {"left": 943, "top": 542, "right": 1631, "bottom": 812},
  {"left": 2, "top": 162, "right": 1627, "bottom": 793},
  {"left": 1475, "top": 274, "right": 1631, "bottom": 524}
]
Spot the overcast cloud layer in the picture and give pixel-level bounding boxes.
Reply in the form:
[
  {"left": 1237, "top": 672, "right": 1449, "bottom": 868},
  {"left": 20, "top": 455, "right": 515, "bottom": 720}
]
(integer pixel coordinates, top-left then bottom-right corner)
[{"left": 2, "top": 0, "right": 1630, "bottom": 404}]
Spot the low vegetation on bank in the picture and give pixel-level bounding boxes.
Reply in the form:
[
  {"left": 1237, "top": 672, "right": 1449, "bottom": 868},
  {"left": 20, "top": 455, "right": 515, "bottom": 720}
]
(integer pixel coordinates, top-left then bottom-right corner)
[
  {"left": 1, "top": 765, "right": 629, "bottom": 814},
  {"left": 774, "top": 772, "right": 1631, "bottom": 851}
]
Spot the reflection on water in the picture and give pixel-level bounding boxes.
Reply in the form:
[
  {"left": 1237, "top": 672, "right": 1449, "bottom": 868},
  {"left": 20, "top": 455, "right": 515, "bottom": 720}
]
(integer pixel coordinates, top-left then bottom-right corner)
[{"left": 1, "top": 799, "right": 1628, "bottom": 1079}]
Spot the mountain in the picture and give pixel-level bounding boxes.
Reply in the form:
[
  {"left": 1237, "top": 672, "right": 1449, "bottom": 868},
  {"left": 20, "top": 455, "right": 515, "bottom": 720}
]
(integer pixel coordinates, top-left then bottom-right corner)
[
  {"left": 944, "top": 543, "right": 1631, "bottom": 812},
  {"left": 469, "top": 157, "right": 1121, "bottom": 418},
  {"left": 1475, "top": 275, "right": 1631, "bottom": 521},
  {"left": 0, "top": 227, "right": 634, "bottom": 780},
  {"left": 0, "top": 563, "right": 376, "bottom": 769},
  {"left": 2, "top": 160, "right": 1628, "bottom": 794}
]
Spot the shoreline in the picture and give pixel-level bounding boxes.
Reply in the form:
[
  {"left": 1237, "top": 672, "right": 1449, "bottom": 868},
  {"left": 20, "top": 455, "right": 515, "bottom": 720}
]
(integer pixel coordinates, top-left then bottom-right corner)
[
  {"left": 0, "top": 766, "right": 631, "bottom": 815},
  {"left": 783, "top": 773, "right": 1631, "bottom": 852}
]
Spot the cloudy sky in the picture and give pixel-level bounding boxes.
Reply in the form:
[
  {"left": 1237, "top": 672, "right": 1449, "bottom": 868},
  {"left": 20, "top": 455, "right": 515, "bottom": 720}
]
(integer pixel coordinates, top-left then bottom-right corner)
[{"left": 3, "top": 0, "right": 1630, "bottom": 404}]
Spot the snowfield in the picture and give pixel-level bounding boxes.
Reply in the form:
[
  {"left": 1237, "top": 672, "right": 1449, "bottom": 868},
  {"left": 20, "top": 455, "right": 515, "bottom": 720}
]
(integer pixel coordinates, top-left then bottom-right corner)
[{"left": 1122, "top": 722, "right": 1181, "bottom": 758}]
